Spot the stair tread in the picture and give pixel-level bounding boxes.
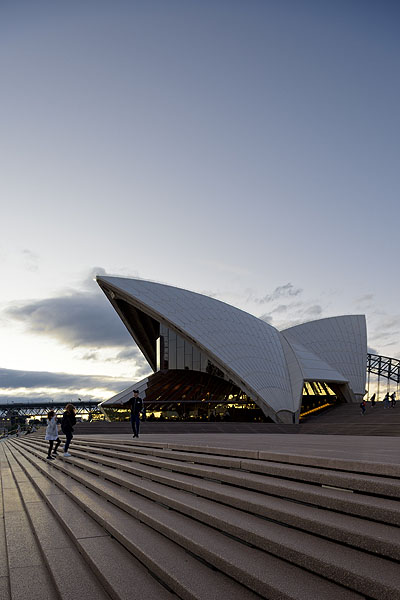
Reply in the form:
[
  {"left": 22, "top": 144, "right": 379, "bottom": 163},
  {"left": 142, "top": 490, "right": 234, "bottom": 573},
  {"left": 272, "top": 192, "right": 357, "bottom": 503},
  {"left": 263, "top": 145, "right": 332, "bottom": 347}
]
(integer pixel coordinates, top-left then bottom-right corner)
[
  {"left": 0, "top": 575, "right": 10, "bottom": 600},
  {"left": 14, "top": 441, "right": 399, "bottom": 599},
  {"left": 23, "top": 437, "right": 400, "bottom": 526},
  {"left": 10, "top": 443, "right": 263, "bottom": 600},
  {"left": 67, "top": 448, "right": 400, "bottom": 558},
  {"left": 7, "top": 445, "right": 176, "bottom": 600},
  {"left": 55, "top": 437, "right": 400, "bottom": 497},
  {"left": 7, "top": 432, "right": 400, "bottom": 600},
  {"left": 3, "top": 446, "right": 111, "bottom": 600},
  {"left": 1, "top": 448, "right": 59, "bottom": 600}
]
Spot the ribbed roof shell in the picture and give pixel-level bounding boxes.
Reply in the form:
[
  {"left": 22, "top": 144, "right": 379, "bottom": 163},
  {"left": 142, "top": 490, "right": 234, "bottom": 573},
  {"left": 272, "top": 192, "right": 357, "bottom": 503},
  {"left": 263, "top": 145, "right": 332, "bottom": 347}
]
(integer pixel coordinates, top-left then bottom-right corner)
[
  {"left": 97, "top": 276, "right": 295, "bottom": 416},
  {"left": 282, "top": 315, "right": 367, "bottom": 396},
  {"left": 97, "top": 277, "right": 367, "bottom": 421}
]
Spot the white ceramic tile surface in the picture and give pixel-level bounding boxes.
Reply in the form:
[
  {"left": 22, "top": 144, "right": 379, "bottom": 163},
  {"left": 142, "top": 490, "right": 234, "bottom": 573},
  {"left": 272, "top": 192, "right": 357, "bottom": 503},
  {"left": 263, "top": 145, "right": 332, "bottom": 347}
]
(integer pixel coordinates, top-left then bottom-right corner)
[{"left": 98, "top": 277, "right": 367, "bottom": 419}]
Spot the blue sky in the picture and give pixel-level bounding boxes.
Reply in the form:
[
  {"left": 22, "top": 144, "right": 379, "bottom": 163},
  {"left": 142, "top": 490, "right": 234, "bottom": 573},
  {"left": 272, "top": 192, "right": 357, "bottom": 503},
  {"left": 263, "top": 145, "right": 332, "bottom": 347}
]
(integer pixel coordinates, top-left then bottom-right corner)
[{"left": 1, "top": 1, "right": 399, "bottom": 404}]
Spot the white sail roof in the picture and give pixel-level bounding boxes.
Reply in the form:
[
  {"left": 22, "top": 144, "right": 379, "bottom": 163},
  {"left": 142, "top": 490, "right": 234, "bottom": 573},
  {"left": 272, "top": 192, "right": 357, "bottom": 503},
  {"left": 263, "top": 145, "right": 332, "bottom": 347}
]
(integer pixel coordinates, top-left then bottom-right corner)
[
  {"left": 97, "top": 276, "right": 367, "bottom": 421},
  {"left": 97, "top": 276, "right": 296, "bottom": 416},
  {"left": 282, "top": 315, "right": 367, "bottom": 396}
]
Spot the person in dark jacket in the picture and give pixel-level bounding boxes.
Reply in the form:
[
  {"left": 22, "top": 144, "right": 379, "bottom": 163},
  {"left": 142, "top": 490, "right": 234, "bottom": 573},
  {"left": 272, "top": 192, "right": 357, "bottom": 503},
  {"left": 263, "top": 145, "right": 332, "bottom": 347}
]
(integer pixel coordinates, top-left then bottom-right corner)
[
  {"left": 124, "top": 390, "right": 143, "bottom": 438},
  {"left": 61, "top": 404, "right": 76, "bottom": 457}
]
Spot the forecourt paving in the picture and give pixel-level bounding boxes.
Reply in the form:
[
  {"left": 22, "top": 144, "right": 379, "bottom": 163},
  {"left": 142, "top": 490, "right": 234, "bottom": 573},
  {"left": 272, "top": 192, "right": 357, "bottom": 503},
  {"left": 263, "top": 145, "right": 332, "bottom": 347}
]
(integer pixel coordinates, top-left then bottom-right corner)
[{"left": 1, "top": 431, "right": 400, "bottom": 600}]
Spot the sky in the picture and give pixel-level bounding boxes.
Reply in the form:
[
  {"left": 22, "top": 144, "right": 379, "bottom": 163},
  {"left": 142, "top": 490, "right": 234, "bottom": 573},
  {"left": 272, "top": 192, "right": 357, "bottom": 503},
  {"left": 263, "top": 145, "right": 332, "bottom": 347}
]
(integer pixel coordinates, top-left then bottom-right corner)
[{"left": 1, "top": 0, "right": 399, "bottom": 405}]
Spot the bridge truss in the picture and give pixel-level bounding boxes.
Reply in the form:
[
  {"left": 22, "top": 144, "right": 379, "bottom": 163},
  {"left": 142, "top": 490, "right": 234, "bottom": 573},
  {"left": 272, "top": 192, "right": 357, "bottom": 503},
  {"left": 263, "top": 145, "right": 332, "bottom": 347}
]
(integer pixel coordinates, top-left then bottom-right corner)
[
  {"left": 0, "top": 400, "right": 102, "bottom": 420},
  {"left": 367, "top": 353, "right": 400, "bottom": 399}
]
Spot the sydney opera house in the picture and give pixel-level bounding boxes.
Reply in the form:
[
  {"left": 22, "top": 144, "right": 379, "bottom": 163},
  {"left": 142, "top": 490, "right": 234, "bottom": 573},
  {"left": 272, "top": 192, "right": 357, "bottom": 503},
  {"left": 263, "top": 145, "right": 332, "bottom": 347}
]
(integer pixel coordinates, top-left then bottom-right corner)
[{"left": 97, "top": 276, "right": 367, "bottom": 424}]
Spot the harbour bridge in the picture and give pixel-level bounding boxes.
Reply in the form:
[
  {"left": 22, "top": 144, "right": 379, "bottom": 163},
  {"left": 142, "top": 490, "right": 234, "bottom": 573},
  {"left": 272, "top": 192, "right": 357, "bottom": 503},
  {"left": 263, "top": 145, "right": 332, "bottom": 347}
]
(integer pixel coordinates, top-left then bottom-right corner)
[
  {"left": 0, "top": 399, "right": 102, "bottom": 421},
  {"left": 367, "top": 353, "right": 400, "bottom": 399}
]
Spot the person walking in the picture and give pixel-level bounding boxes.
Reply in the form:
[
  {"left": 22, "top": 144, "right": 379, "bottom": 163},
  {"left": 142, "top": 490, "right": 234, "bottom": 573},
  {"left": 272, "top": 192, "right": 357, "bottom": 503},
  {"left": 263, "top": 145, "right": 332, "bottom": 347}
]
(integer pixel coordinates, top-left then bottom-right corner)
[
  {"left": 383, "top": 392, "right": 390, "bottom": 409},
  {"left": 360, "top": 400, "right": 366, "bottom": 416},
  {"left": 45, "top": 410, "right": 61, "bottom": 460},
  {"left": 390, "top": 391, "right": 396, "bottom": 408},
  {"left": 125, "top": 390, "right": 143, "bottom": 438},
  {"left": 61, "top": 404, "right": 76, "bottom": 457},
  {"left": 370, "top": 393, "right": 376, "bottom": 407}
]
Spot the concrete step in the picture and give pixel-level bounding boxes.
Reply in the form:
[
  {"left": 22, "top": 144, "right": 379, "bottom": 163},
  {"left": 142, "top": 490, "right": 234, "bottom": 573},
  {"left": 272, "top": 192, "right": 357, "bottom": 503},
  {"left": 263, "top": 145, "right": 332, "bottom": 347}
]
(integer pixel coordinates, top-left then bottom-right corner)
[
  {"left": 38, "top": 435, "right": 400, "bottom": 497},
  {"left": 9, "top": 440, "right": 366, "bottom": 600},
  {"left": 66, "top": 442, "right": 400, "bottom": 526},
  {"left": 0, "top": 447, "right": 11, "bottom": 600},
  {"left": 19, "top": 437, "right": 400, "bottom": 527},
  {"left": 72, "top": 435, "right": 400, "bottom": 477},
  {"left": 53, "top": 447, "right": 400, "bottom": 559},
  {"left": 0, "top": 444, "right": 63, "bottom": 600},
  {"left": 2, "top": 444, "right": 113, "bottom": 600},
  {"left": 11, "top": 439, "right": 400, "bottom": 600},
  {"left": 4, "top": 444, "right": 176, "bottom": 600},
  {"left": 8, "top": 443, "right": 269, "bottom": 600},
  {"left": 304, "top": 402, "right": 400, "bottom": 424}
]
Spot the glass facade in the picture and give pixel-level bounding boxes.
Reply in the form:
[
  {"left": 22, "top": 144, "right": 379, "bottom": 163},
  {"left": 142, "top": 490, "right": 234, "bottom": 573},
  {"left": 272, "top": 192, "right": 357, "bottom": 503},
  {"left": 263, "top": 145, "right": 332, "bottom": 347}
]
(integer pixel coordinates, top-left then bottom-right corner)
[
  {"left": 300, "top": 381, "right": 343, "bottom": 418},
  {"left": 157, "top": 325, "right": 214, "bottom": 374},
  {"left": 101, "top": 369, "right": 271, "bottom": 422}
]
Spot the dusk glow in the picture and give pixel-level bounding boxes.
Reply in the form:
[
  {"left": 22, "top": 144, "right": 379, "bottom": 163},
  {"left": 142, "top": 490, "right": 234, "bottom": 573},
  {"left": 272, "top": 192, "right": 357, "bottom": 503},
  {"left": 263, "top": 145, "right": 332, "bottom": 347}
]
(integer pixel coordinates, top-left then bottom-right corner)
[{"left": 1, "top": 1, "right": 399, "bottom": 405}]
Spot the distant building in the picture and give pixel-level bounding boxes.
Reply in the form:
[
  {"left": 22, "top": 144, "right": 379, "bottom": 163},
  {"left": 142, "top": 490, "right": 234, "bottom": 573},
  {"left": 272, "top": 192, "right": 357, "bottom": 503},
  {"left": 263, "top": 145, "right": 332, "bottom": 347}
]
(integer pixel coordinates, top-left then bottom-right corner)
[{"left": 97, "top": 276, "right": 367, "bottom": 424}]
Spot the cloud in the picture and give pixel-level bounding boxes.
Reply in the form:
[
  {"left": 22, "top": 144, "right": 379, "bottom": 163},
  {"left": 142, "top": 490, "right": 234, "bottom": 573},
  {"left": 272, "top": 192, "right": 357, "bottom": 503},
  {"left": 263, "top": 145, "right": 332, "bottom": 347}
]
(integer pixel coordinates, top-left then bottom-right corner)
[
  {"left": 0, "top": 362, "right": 154, "bottom": 406},
  {"left": 5, "top": 291, "right": 132, "bottom": 349},
  {"left": 270, "top": 304, "right": 289, "bottom": 314},
  {"left": 0, "top": 367, "right": 130, "bottom": 390},
  {"left": 0, "top": 366, "right": 137, "bottom": 405},
  {"left": 82, "top": 266, "right": 107, "bottom": 290},
  {"left": 81, "top": 351, "right": 99, "bottom": 361},
  {"left": 254, "top": 283, "right": 303, "bottom": 305},
  {"left": 114, "top": 348, "right": 143, "bottom": 362},
  {"left": 21, "top": 249, "right": 39, "bottom": 272},
  {"left": 304, "top": 305, "right": 323, "bottom": 316},
  {"left": 356, "top": 294, "right": 374, "bottom": 305},
  {"left": 367, "top": 315, "right": 400, "bottom": 357},
  {"left": 259, "top": 314, "right": 273, "bottom": 324},
  {"left": 367, "top": 346, "right": 379, "bottom": 355},
  {"left": 259, "top": 301, "right": 323, "bottom": 330}
]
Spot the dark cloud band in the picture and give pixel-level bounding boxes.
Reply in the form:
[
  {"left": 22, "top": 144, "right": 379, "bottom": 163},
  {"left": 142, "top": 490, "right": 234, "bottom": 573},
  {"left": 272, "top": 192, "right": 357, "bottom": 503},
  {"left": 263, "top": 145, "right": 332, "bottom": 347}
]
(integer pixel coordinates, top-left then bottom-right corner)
[
  {"left": 6, "top": 293, "right": 133, "bottom": 348},
  {"left": 0, "top": 367, "right": 132, "bottom": 390}
]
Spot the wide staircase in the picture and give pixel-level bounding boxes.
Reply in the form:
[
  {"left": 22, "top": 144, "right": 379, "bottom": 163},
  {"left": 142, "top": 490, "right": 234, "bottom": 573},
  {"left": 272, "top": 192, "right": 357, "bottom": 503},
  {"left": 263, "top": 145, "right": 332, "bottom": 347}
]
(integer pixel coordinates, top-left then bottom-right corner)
[
  {"left": 1, "top": 433, "right": 400, "bottom": 599},
  {"left": 300, "top": 400, "right": 400, "bottom": 435}
]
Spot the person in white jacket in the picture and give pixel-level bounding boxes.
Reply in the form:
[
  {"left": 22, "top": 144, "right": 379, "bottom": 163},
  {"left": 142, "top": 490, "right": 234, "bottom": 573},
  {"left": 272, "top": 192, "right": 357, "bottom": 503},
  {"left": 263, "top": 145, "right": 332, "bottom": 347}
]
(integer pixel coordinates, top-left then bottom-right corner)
[{"left": 45, "top": 411, "right": 61, "bottom": 460}]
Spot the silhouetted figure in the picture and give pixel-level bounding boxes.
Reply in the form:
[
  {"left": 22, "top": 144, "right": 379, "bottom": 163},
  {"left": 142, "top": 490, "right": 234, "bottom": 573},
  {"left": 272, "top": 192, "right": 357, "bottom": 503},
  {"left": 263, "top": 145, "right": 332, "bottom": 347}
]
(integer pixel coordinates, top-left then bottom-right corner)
[
  {"left": 383, "top": 393, "right": 390, "bottom": 409},
  {"left": 124, "top": 390, "right": 144, "bottom": 438},
  {"left": 390, "top": 392, "right": 396, "bottom": 408},
  {"left": 61, "top": 404, "right": 76, "bottom": 457},
  {"left": 370, "top": 393, "right": 376, "bottom": 407}
]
